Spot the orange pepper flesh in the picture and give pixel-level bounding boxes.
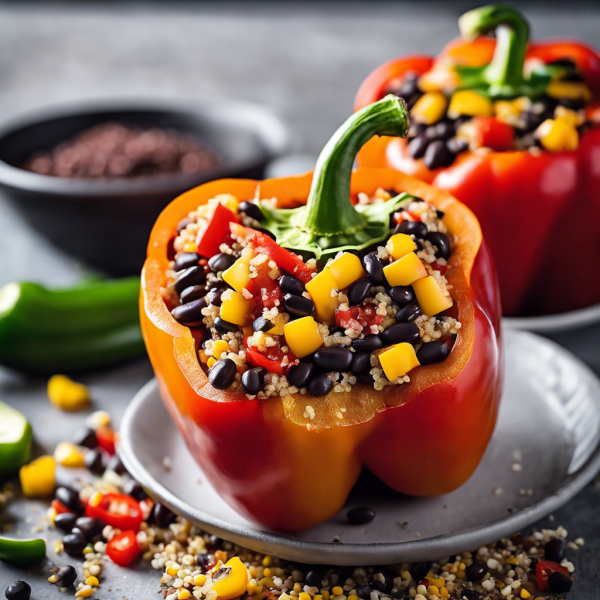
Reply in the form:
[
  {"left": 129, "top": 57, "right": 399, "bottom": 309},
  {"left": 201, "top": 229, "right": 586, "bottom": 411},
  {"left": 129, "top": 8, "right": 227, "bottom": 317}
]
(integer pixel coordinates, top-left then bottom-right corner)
[
  {"left": 355, "top": 38, "right": 600, "bottom": 316},
  {"left": 141, "top": 170, "right": 502, "bottom": 532}
]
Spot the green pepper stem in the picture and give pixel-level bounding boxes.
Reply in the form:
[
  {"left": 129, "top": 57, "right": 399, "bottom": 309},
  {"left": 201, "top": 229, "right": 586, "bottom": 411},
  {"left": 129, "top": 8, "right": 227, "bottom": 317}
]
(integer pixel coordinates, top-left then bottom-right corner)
[
  {"left": 459, "top": 4, "right": 529, "bottom": 93},
  {"left": 298, "top": 95, "right": 409, "bottom": 236}
]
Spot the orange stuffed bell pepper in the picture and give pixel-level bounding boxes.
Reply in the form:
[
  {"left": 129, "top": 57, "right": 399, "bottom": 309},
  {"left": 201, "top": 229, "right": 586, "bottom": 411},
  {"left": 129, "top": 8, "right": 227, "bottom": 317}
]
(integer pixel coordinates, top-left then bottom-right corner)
[
  {"left": 355, "top": 4, "right": 600, "bottom": 317},
  {"left": 141, "top": 95, "right": 502, "bottom": 532}
]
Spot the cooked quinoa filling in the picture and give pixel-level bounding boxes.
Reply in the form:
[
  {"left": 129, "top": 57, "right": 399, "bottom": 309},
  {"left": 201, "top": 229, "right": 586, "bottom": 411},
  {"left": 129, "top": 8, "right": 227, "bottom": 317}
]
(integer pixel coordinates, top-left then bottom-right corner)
[{"left": 162, "top": 190, "right": 460, "bottom": 399}]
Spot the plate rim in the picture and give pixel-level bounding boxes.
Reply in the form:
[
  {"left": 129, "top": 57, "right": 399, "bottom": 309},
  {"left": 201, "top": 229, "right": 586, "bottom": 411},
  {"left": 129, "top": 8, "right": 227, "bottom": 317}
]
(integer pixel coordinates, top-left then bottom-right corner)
[
  {"left": 118, "top": 330, "right": 600, "bottom": 565},
  {"left": 502, "top": 302, "right": 600, "bottom": 334}
]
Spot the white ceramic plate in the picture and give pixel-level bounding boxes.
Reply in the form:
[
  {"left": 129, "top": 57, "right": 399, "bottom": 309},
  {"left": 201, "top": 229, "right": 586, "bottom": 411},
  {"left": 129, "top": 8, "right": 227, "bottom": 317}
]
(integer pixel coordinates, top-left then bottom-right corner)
[
  {"left": 503, "top": 303, "right": 600, "bottom": 334},
  {"left": 118, "top": 330, "right": 600, "bottom": 565}
]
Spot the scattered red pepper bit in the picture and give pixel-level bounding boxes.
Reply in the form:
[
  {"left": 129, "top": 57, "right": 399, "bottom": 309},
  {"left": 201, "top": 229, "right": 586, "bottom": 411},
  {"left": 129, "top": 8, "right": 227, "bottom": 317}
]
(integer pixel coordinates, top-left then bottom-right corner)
[
  {"left": 95, "top": 426, "right": 117, "bottom": 456},
  {"left": 86, "top": 492, "right": 143, "bottom": 532},
  {"left": 535, "top": 559, "right": 571, "bottom": 592},
  {"left": 106, "top": 530, "right": 141, "bottom": 567},
  {"left": 196, "top": 203, "right": 238, "bottom": 259}
]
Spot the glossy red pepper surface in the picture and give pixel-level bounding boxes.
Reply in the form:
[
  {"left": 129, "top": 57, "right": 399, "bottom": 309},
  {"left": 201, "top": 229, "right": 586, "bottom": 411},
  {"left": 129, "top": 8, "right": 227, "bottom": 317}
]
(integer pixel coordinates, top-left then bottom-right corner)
[
  {"left": 536, "top": 560, "right": 571, "bottom": 592},
  {"left": 355, "top": 41, "right": 600, "bottom": 316},
  {"left": 106, "top": 530, "right": 141, "bottom": 567},
  {"left": 141, "top": 170, "right": 502, "bottom": 532},
  {"left": 86, "top": 492, "right": 143, "bottom": 532}
]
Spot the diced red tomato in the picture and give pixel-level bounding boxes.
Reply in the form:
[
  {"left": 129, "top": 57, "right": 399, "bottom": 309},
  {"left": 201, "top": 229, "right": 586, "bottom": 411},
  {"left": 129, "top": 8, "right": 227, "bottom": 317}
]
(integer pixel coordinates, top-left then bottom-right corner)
[
  {"left": 96, "top": 427, "right": 117, "bottom": 455},
  {"left": 335, "top": 303, "right": 385, "bottom": 333},
  {"left": 393, "top": 210, "right": 422, "bottom": 225},
  {"left": 51, "top": 499, "right": 71, "bottom": 515},
  {"left": 244, "top": 337, "right": 296, "bottom": 375},
  {"left": 536, "top": 560, "right": 571, "bottom": 592},
  {"left": 107, "top": 530, "right": 141, "bottom": 567},
  {"left": 467, "top": 116, "right": 514, "bottom": 151},
  {"left": 246, "top": 263, "right": 283, "bottom": 313},
  {"left": 429, "top": 262, "right": 448, "bottom": 275},
  {"left": 196, "top": 204, "right": 238, "bottom": 259},
  {"left": 246, "top": 229, "right": 313, "bottom": 284},
  {"left": 86, "top": 492, "right": 143, "bottom": 532}
]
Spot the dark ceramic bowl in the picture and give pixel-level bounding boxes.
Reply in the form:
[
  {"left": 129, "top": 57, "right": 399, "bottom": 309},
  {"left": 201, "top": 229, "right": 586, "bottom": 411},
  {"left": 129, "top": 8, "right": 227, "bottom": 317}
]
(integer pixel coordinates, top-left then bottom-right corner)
[{"left": 0, "top": 99, "right": 288, "bottom": 275}]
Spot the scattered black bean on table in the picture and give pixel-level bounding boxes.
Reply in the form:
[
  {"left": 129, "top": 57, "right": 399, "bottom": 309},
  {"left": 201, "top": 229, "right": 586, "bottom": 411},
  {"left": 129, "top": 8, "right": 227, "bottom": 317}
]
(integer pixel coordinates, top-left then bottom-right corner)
[
  {"left": 51, "top": 565, "right": 77, "bottom": 587},
  {"left": 346, "top": 506, "right": 376, "bottom": 525},
  {"left": 544, "top": 537, "right": 566, "bottom": 562},
  {"left": 465, "top": 562, "right": 487, "bottom": 582},
  {"left": 123, "top": 479, "right": 148, "bottom": 501},
  {"left": 153, "top": 503, "right": 177, "bottom": 528},
  {"left": 548, "top": 572, "right": 573, "bottom": 593},
  {"left": 106, "top": 455, "right": 126, "bottom": 475},
  {"left": 62, "top": 530, "right": 87, "bottom": 557},
  {"left": 72, "top": 427, "right": 97, "bottom": 449},
  {"left": 74, "top": 516, "right": 104, "bottom": 541},
  {"left": 55, "top": 486, "right": 85, "bottom": 513},
  {"left": 84, "top": 448, "right": 105, "bottom": 475},
  {"left": 4, "top": 581, "right": 31, "bottom": 600},
  {"left": 313, "top": 347, "right": 353, "bottom": 372},
  {"left": 208, "top": 358, "right": 237, "bottom": 389},
  {"left": 54, "top": 511, "right": 77, "bottom": 532}
]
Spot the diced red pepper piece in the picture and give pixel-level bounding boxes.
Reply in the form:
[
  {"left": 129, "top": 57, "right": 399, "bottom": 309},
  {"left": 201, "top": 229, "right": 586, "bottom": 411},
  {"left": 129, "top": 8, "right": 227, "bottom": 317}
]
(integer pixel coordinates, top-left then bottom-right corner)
[
  {"left": 96, "top": 427, "right": 116, "bottom": 456},
  {"left": 51, "top": 499, "right": 72, "bottom": 515},
  {"left": 86, "top": 492, "right": 143, "bottom": 532},
  {"left": 196, "top": 204, "right": 238, "bottom": 259},
  {"left": 244, "top": 337, "right": 296, "bottom": 375},
  {"left": 246, "top": 229, "right": 313, "bottom": 284},
  {"left": 246, "top": 262, "right": 283, "bottom": 313},
  {"left": 536, "top": 559, "right": 571, "bottom": 592},
  {"left": 335, "top": 304, "right": 385, "bottom": 333},
  {"left": 107, "top": 530, "right": 141, "bottom": 567},
  {"left": 468, "top": 116, "right": 515, "bottom": 151}
]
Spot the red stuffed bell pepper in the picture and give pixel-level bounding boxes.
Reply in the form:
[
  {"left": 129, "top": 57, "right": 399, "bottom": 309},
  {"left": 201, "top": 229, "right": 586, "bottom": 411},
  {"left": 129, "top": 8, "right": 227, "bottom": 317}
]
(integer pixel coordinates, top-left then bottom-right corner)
[
  {"left": 141, "top": 96, "right": 502, "bottom": 532},
  {"left": 355, "top": 4, "right": 600, "bottom": 316}
]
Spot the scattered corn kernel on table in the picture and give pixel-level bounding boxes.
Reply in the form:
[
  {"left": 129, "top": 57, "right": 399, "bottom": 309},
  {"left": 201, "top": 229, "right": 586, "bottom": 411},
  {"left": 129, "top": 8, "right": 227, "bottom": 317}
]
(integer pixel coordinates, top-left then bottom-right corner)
[{"left": 1, "top": 1, "right": 600, "bottom": 598}]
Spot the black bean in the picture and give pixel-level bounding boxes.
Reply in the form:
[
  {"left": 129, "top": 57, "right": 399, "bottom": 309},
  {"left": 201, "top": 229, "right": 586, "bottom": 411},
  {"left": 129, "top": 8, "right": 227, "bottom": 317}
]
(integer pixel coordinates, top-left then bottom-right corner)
[
  {"left": 238, "top": 201, "right": 264, "bottom": 222},
  {"left": 521, "top": 111, "right": 544, "bottom": 132},
  {"left": 408, "top": 123, "right": 426, "bottom": 138},
  {"left": 175, "top": 252, "right": 201, "bottom": 272},
  {"left": 54, "top": 512, "right": 77, "bottom": 532},
  {"left": 446, "top": 136, "right": 469, "bottom": 155},
  {"left": 395, "top": 302, "right": 421, "bottom": 323},
  {"left": 283, "top": 293, "right": 314, "bottom": 318},
  {"left": 370, "top": 572, "right": 393, "bottom": 594},
  {"left": 423, "top": 125, "right": 441, "bottom": 141},
  {"left": 252, "top": 316, "right": 274, "bottom": 333},
  {"left": 279, "top": 275, "right": 306, "bottom": 296},
  {"left": 63, "top": 530, "right": 86, "bottom": 557},
  {"left": 351, "top": 352, "right": 371, "bottom": 375},
  {"left": 548, "top": 571, "right": 572, "bottom": 593},
  {"left": 106, "top": 455, "right": 127, "bottom": 475},
  {"left": 5, "top": 581, "right": 31, "bottom": 600},
  {"left": 214, "top": 317, "right": 238, "bottom": 333},
  {"left": 396, "top": 219, "right": 429, "bottom": 240},
  {"left": 174, "top": 266, "right": 206, "bottom": 294},
  {"left": 405, "top": 93, "right": 423, "bottom": 110},
  {"left": 84, "top": 449, "right": 106, "bottom": 475},
  {"left": 459, "top": 590, "right": 482, "bottom": 600},
  {"left": 313, "top": 347, "right": 353, "bottom": 372},
  {"left": 171, "top": 298, "right": 207, "bottom": 325},
  {"left": 435, "top": 121, "right": 454, "bottom": 140},
  {"left": 206, "top": 287, "right": 226, "bottom": 307},
  {"left": 347, "top": 279, "right": 373, "bottom": 306},
  {"left": 241, "top": 367, "right": 267, "bottom": 395},
  {"left": 436, "top": 209, "right": 445, "bottom": 219},
  {"left": 253, "top": 226, "right": 276, "bottom": 240},
  {"left": 465, "top": 562, "right": 487, "bottom": 582},
  {"left": 426, "top": 231, "right": 451, "bottom": 260},
  {"left": 305, "top": 570, "right": 325, "bottom": 588},
  {"left": 122, "top": 479, "right": 147, "bottom": 501},
  {"left": 74, "top": 517, "right": 104, "bottom": 541},
  {"left": 544, "top": 537, "right": 566, "bottom": 562},
  {"left": 72, "top": 427, "right": 97, "bottom": 450},
  {"left": 346, "top": 506, "right": 375, "bottom": 525},
  {"left": 176, "top": 217, "right": 193, "bottom": 233},
  {"left": 307, "top": 374, "right": 333, "bottom": 396},
  {"left": 417, "top": 341, "right": 450, "bottom": 365},
  {"left": 381, "top": 322, "right": 420, "bottom": 346},
  {"left": 363, "top": 253, "right": 386, "bottom": 286},
  {"left": 424, "top": 139, "right": 449, "bottom": 170},
  {"left": 396, "top": 73, "right": 420, "bottom": 98},
  {"left": 196, "top": 554, "right": 210, "bottom": 568},
  {"left": 357, "top": 587, "right": 371, "bottom": 600},
  {"left": 408, "top": 136, "right": 429, "bottom": 159},
  {"left": 352, "top": 334, "right": 382, "bottom": 353},
  {"left": 180, "top": 284, "right": 207, "bottom": 304},
  {"left": 55, "top": 487, "right": 85, "bottom": 514},
  {"left": 153, "top": 502, "right": 176, "bottom": 528},
  {"left": 53, "top": 565, "right": 77, "bottom": 587},
  {"left": 287, "top": 361, "right": 315, "bottom": 388},
  {"left": 410, "top": 562, "right": 431, "bottom": 582},
  {"left": 208, "top": 253, "right": 236, "bottom": 273},
  {"left": 389, "top": 286, "right": 415, "bottom": 307},
  {"left": 209, "top": 358, "right": 237, "bottom": 389}
]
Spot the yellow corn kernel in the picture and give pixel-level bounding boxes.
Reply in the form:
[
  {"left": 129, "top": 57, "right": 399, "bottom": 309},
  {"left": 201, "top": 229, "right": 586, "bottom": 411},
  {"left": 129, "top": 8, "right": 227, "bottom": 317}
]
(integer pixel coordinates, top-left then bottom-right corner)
[
  {"left": 455, "top": 570, "right": 467, "bottom": 580},
  {"left": 20, "top": 455, "right": 55, "bottom": 497},
  {"left": 75, "top": 586, "right": 93, "bottom": 598},
  {"left": 327, "top": 253, "right": 366, "bottom": 289},
  {"left": 263, "top": 568, "right": 272, "bottom": 578},
  {"left": 555, "top": 105, "right": 584, "bottom": 127},
  {"left": 207, "top": 357, "right": 216, "bottom": 369},
  {"left": 440, "top": 587, "right": 450, "bottom": 599},
  {"left": 448, "top": 90, "right": 493, "bottom": 118},
  {"left": 520, "top": 590, "right": 531, "bottom": 599},
  {"left": 199, "top": 350, "right": 209, "bottom": 363},
  {"left": 261, "top": 556, "right": 272, "bottom": 567},
  {"left": 493, "top": 96, "right": 531, "bottom": 123},
  {"left": 184, "top": 242, "right": 197, "bottom": 252},
  {"left": 47, "top": 375, "right": 90, "bottom": 412},
  {"left": 299, "top": 594, "right": 312, "bottom": 600},
  {"left": 428, "top": 585, "right": 440, "bottom": 596},
  {"left": 427, "top": 576, "right": 445, "bottom": 588},
  {"left": 211, "top": 557, "right": 249, "bottom": 600},
  {"left": 536, "top": 118, "right": 578, "bottom": 152},
  {"left": 506, "top": 556, "right": 518, "bottom": 565},
  {"left": 496, "top": 581, "right": 505, "bottom": 589},
  {"left": 178, "top": 591, "right": 191, "bottom": 600},
  {"left": 383, "top": 252, "right": 427, "bottom": 287},
  {"left": 88, "top": 491, "right": 103, "bottom": 508},
  {"left": 546, "top": 80, "right": 592, "bottom": 103},
  {"left": 306, "top": 269, "right": 339, "bottom": 323},
  {"left": 387, "top": 233, "right": 417, "bottom": 260},
  {"left": 212, "top": 340, "right": 230, "bottom": 360},
  {"left": 85, "top": 577, "right": 99, "bottom": 588},
  {"left": 223, "top": 250, "right": 254, "bottom": 291},
  {"left": 284, "top": 316, "right": 323, "bottom": 358},
  {"left": 332, "top": 587, "right": 344, "bottom": 597},
  {"left": 411, "top": 92, "right": 448, "bottom": 125},
  {"left": 220, "top": 290, "right": 251, "bottom": 326},
  {"left": 259, "top": 577, "right": 274, "bottom": 588},
  {"left": 379, "top": 343, "right": 420, "bottom": 381},
  {"left": 314, "top": 596, "right": 323, "bottom": 600},
  {"left": 54, "top": 442, "right": 85, "bottom": 468},
  {"left": 413, "top": 276, "right": 453, "bottom": 316},
  {"left": 293, "top": 584, "right": 303, "bottom": 593},
  {"left": 167, "top": 567, "right": 179, "bottom": 577},
  {"left": 321, "top": 591, "right": 330, "bottom": 600},
  {"left": 194, "top": 575, "right": 207, "bottom": 586},
  {"left": 216, "top": 194, "right": 240, "bottom": 213}
]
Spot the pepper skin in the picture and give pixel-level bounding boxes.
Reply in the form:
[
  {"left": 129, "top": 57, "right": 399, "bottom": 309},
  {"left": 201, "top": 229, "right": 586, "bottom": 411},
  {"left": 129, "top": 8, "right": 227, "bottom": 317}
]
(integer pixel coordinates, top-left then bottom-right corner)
[
  {"left": 355, "top": 6, "right": 600, "bottom": 316},
  {"left": 141, "top": 168, "right": 501, "bottom": 532}
]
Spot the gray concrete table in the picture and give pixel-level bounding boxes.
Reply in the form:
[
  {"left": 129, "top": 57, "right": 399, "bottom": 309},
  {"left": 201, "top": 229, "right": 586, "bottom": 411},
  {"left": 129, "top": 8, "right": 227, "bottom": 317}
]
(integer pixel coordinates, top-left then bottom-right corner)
[{"left": 1, "top": 1, "right": 600, "bottom": 597}]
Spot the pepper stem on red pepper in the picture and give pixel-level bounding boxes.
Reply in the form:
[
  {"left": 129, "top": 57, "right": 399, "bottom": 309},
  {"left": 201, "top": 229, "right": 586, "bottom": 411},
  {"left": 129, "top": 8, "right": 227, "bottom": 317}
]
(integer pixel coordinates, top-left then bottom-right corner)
[{"left": 260, "top": 95, "right": 414, "bottom": 259}]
